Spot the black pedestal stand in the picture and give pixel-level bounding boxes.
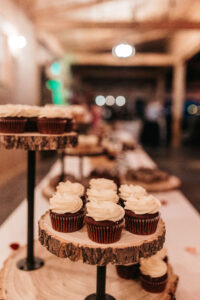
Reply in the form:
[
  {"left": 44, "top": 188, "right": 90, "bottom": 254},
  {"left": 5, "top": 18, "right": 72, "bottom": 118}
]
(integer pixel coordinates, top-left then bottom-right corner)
[
  {"left": 59, "top": 151, "right": 65, "bottom": 182},
  {"left": 17, "top": 151, "right": 44, "bottom": 271},
  {"left": 85, "top": 266, "right": 115, "bottom": 300}
]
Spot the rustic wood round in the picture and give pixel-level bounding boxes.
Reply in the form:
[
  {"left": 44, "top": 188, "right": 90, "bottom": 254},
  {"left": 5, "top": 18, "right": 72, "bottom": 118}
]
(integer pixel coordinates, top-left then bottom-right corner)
[
  {"left": 39, "top": 211, "right": 166, "bottom": 265},
  {"left": 0, "top": 242, "right": 178, "bottom": 300},
  {"left": 0, "top": 132, "right": 78, "bottom": 151}
]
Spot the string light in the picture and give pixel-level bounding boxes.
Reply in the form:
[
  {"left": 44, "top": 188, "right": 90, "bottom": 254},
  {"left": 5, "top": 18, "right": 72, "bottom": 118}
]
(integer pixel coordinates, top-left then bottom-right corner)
[
  {"left": 112, "top": 43, "right": 135, "bottom": 58},
  {"left": 95, "top": 95, "right": 106, "bottom": 106},
  {"left": 116, "top": 96, "right": 126, "bottom": 106}
]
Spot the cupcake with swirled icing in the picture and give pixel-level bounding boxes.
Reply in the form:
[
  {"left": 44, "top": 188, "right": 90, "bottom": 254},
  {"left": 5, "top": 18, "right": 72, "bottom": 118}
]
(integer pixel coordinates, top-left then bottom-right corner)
[
  {"left": 37, "top": 106, "right": 67, "bottom": 134},
  {"left": 152, "top": 247, "right": 168, "bottom": 263},
  {"left": 85, "top": 201, "right": 125, "bottom": 243},
  {"left": 140, "top": 257, "right": 168, "bottom": 293},
  {"left": 124, "top": 194, "right": 161, "bottom": 235},
  {"left": 89, "top": 178, "right": 117, "bottom": 191},
  {"left": 119, "top": 184, "right": 147, "bottom": 207},
  {"left": 57, "top": 180, "right": 86, "bottom": 205},
  {"left": 0, "top": 104, "right": 27, "bottom": 133},
  {"left": 49, "top": 192, "right": 84, "bottom": 232}
]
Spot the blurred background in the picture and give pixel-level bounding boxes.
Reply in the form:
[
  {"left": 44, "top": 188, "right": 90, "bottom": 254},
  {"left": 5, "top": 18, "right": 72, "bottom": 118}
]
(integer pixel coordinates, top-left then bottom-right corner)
[{"left": 0, "top": 0, "right": 200, "bottom": 222}]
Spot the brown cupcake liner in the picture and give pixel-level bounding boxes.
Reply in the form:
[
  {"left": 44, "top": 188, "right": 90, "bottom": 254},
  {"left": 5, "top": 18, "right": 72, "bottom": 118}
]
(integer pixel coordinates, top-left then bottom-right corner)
[
  {"left": 25, "top": 117, "right": 38, "bottom": 132},
  {"left": 0, "top": 117, "right": 27, "bottom": 133},
  {"left": 65, "top": 119, "right": 74, "bottom": 132},
  {"left": 140, "top": 273, "right": 168, "bottom": 293},
  {"left": 85, "top": 218, "right": 124, "bottom": 244},
  {"left": 37, "top": 118, "right": 66, "bottom": 134},
  {"left": 125, "top": 211, "right": 160, "bottom": 235},
  {"left": 116, "top": 263, "right": 140, "bottom": 279},
  {"left": 50, "top": 210, "right": 84, "bottom": 232}
]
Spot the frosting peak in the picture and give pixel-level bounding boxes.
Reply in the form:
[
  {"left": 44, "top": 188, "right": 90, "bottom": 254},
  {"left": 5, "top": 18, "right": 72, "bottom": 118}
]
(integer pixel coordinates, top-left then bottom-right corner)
[
  {"left": 125, "top": 194, "right": 161, "bottom": 214},
  {"left": 56, "top": 181, "right": 84, "bottom": 197},
  {"left": 119, "top": 184, "right": 147, "bottom": 200},
  {"left": 86, "top": 201, "right": 125, "bottom": 222},
  {"left": 50, "top": 192, "right": 83, "bottom": 214},
  {"left": 89, "top": 178, "right": 117, "bottom": 191}
]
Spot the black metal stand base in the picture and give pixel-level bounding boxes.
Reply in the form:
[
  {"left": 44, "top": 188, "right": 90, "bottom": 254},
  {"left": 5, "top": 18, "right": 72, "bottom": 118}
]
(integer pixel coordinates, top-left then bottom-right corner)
[
  {"left": 17, "top": 257, "right": 44, "bottom": 271},
  {"left": 85, "top": 294, "right": 116, "bottom": 300}
]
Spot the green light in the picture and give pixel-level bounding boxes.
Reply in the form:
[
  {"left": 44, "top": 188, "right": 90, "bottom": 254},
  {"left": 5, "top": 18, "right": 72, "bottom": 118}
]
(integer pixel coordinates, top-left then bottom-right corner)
[
  {"left": 46, "top": 79, "right": 63, "bottom": 105},
  {"left": 50, "top": 62, "right": 61, "bottom": 76}
]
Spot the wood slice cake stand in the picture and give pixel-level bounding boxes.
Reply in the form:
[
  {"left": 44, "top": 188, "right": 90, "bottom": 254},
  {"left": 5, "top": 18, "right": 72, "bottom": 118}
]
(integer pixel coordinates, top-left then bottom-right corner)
[
  {"left": 0, "top": 132, "right": 78, "bottom": 272},
  {"left": 38, "top": 211, "right": 166, "bottom": 300},
  {"left": 0, "top": 242, "right": 178, "bottom": 300}
]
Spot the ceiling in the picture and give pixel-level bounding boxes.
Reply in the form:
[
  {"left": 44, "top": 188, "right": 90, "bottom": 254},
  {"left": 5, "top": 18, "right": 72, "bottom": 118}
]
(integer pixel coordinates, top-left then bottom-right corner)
[{"left": 14, "top": 0, "right": 200, "bottom": 65}]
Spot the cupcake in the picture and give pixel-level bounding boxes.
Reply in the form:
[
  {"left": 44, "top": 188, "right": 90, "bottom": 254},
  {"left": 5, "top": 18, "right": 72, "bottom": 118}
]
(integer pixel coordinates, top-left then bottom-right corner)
[
  {"left": 87, "top": 188, "right": 119, "bottom": 204},
  {"left": 0, "top": 104, "right": 27, "bottom": 133},
  {"left": 50, "top": 106, "right": 73, "bottom": 132},
  {"left": 119, "top": 184, "right": 147, "bottom": 207},
  {"left": 89, "top": 178, "right": 117, "bottom": 191},
  {"left": 22, "top": 105, "right": 40, "bottom": 132},
  {"left": 116, "top": 262, "right": 140, "bottom": 279},
  {"left": 56, "top": 180, "right": 85, "bottom": 205},
  {"left": 37, "top": 106, "right": 66, "bottom": 134},
  {"left": 85, "top": 201, "right": 125, "bottom": 244},
  {"left": 140, "top": 257, "right": 168, "bottom": 293},
  {"left": 124, "top": 194, "right": 161, "bottom": 235},
  {"left": 49, "top": 192, "right": 84, "bottom": 232}
]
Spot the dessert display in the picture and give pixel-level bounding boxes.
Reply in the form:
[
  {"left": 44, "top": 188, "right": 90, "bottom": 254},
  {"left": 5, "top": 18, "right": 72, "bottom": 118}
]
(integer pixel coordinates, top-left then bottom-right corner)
[
  {"left": 123, "top": 167, "right": 181, "bottom": 192},
  {"left": 85, "top": 201, "right": 125, "bottom": 244},
  {"left": 125, "top": 167, "right": 169, "bottom": 183},
  {"left": 0, "top": 104, "right": 76, "bottom": 134},
  {"left": 140, "top": 256, "right": 168, "bottom": 293},
  {"left": 124, "top": 194, "right": 161, "bottom": 235},
  {"left": 67, "top": 105, "right": 92, "bottom": 133},
  {"left": 49, "top": 190, "right": 84, "bottom": 233}
]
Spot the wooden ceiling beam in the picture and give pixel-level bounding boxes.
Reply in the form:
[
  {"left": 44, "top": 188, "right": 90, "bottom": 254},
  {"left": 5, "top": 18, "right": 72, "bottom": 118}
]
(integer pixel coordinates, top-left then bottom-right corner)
[
  {"left": 32, "top": 0, "right": 114, "bottom": 18},
  {"left": 72, "top": 53, "right": 175, "bottom": 66},
  {"left": 35, "top": 19, "right": 200, "bottom": 31}
]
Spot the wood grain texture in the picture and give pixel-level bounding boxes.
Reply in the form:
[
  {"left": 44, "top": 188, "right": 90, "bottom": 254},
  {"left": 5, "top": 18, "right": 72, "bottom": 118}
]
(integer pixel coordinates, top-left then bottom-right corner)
[
  {"left": 0, "top": 242, "right": 178, "bottom": 300},
  {"left": 0, "top": 132, "right": 78, "bottom": 151},
  {"left": 39, "top": 211, "right": 165, "bottom": 265},
  {"left": 121, "top": 175, "right": 181, "bottom": 192}
]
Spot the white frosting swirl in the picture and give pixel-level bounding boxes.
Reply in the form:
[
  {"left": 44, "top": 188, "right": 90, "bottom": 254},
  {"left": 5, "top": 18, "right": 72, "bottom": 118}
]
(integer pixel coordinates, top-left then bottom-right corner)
[
  {"left": 119, "top": 184, "right": 147, "bottom": 200},
  {"left": 86, "top": 201, "right": 125, "bottom": 222},
  {"left": 0, "top": 104, "right": 25, "bottom": 117},
  {"left": 20, "top": 105, "right": 40, "bottom": 117},
  {"left": 125, "top": 194, "right": 161, "bottom": 214},
  {"left": 87, "top": 188, "right": 119, "bottom": 203},
  {"left": 50, "top": 192, "right": 83, "bottom": 214},
  {"left": 140, "top": 257, "right": 167, "bottom": 278},
  {"left": 89, "top": 178, "right": 117, "bottom": 191},
  {"left": 39, "top": 107, "right": 68, "bottom": 119},
  {"left": 56, "top": 181, "right": 84, "bottom": 197}
]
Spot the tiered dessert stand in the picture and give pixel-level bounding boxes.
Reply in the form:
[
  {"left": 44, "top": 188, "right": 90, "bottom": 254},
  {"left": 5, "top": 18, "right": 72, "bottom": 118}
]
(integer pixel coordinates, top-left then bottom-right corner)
[{"left": 0, "top": 132, "right": 77, "bottom": 271}]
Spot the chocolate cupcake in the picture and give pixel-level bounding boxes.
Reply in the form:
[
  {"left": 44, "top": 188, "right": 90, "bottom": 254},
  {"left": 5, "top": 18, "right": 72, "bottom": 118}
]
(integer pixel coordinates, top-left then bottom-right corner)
[
  {"left": 119, "top": 184, "right": 147, "bottom": 208},
  {"left": 140, "top": 257, "right": 168, "bottom": 293},
  {"left": 85, "top": 201, "right": 125, "bottom": 244},
  {"left": 124, "top": 194, "right": 161, "bottom": 235},
  {"left": 37, "top": 107, "right": 66, "bottom": 134},
  {"left": 87, "top": 186, "right": 119, "bottom": 204},
  {"left": 152, "top": 247, "right": 168, "bottom": 263},
  {"left": 89, "top": 178, "right": 117, "bottom": 192},
  {"left": 116, "top": 263, "right": 140, "bottom": 279},
  {"left": 0, "top": 104, "right": 27, "bottom": 133},
  {"left": 49, "top": 192, "right": 84, "bottom": 233}
]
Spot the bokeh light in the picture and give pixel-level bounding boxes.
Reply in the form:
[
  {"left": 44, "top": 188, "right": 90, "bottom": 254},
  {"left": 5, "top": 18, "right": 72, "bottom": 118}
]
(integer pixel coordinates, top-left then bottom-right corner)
[
  {"left": 112, "top": 43, "right": 135, "bottom": 58},
  {"left": 106, "top": 95, "right": 115, "bottom": 106},
  {"left": 95, "top": 95, "right": 106, "bottom": 106},
  {"left": 187, "top": 104, "right": 198, "bottom": 115},
  {"left": 116, "top": 96, "right": 126, "bottom": 106}
]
